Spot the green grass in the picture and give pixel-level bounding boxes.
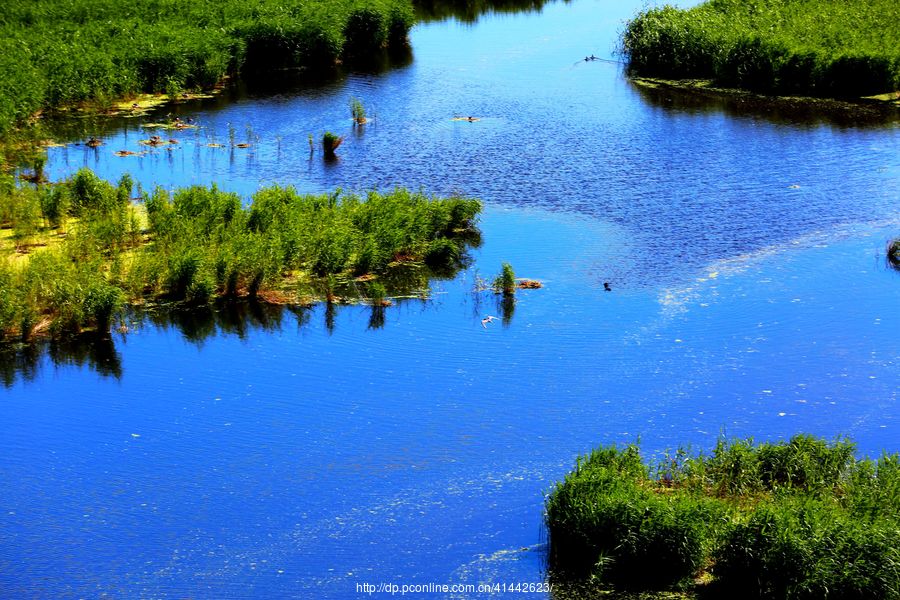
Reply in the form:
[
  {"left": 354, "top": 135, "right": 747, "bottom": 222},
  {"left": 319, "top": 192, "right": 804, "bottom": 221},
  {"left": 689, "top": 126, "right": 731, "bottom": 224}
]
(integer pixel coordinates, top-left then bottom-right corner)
[
  {"left": 350, "top": 96, "right": 367, "bottom": 124},
  {"left": 493, "top": 262, "right": 516, "bottom": 296},
  {"left": 546, "top": 435, "right": 900, "bottom": 597},
  {"left": 0, "top": 169, "right": 481, "bottom": 339},
  {"left": 623, "top": 0, "right": 900, "bottom": 98},
  {"left": 0, "top": 0, "right": 415, "bottom": 135}
]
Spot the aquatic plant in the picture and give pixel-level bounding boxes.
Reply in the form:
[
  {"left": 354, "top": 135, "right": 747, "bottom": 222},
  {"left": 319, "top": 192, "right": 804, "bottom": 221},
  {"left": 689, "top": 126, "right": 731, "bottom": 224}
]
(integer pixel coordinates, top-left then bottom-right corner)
[
  {"left": 546, "top": 435, "right": 900, "bottom": 596},
  {"left": 350, "top": 96, "right": 367, "bottom": 124},
  {"left": 623, "top": 0, "right": 900, "bottom": 98},
  {"left": 493, "top": 262, "right": 516, "bottom": 296},
  {"left": 322, "top": 131, "right": 344, "bottom": 156}
]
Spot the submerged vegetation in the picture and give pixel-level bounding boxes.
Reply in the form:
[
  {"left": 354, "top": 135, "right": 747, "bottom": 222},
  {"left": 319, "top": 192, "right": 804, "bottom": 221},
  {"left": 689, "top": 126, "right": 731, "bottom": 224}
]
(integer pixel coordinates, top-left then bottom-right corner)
[
  {"left": 547, "top": 435, "right": 900, "bottom": 597},
  {"left": 0, "top": 169, "right": 481, "bottom": 340},
  {"left": 623, "top": 0, "right": 900, "bottom": 99},
  {"left": 0, "top": 0, "right": 415, "bottom": 135}
]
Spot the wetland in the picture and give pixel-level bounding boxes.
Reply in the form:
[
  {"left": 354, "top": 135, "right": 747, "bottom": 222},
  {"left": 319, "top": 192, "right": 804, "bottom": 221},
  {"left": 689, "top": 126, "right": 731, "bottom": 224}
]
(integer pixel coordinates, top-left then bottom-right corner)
[{"left": 2, "top": 0, "right": 900, "bottom": 597}]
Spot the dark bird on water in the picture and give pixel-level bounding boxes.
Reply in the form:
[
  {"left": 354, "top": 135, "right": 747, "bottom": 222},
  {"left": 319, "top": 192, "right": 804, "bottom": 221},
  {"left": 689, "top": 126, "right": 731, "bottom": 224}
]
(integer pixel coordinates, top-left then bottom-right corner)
[{"left": 604, "top": 282, "right": 612, "bottom": 291}]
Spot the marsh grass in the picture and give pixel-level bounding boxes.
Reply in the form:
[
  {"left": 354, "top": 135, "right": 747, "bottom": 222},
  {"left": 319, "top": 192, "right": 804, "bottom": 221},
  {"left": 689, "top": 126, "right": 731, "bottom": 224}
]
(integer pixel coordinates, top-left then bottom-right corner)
[
  {"left": 546, "top": 435, "right": 900, "bottom": 597},
  {"left": 0, "top": 0, "right": 415, "bottom": 135},
  {"left": 623, "top": 0, "right": 900, "bottom": 99},
  {"left": 1, "top": 169, "right": 482, "bottom": 339}
]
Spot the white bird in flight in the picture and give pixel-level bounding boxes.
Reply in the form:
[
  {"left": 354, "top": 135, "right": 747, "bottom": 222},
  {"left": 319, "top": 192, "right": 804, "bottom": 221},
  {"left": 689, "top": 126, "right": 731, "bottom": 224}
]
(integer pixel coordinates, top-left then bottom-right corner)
[{"left": 481, "top": 316, "right": 500, "bottom": 328}]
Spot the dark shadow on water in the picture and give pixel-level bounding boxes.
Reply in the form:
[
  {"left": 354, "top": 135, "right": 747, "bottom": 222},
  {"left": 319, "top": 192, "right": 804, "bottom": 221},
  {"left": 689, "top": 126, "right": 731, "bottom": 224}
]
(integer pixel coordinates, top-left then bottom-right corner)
[
  {"left": 498, "top": 294, "right": 515, "bottom": 327},
  {"left": 631, "top": 80, "right": 900, "bottom": 129},
  {"left": 325, "top": 301, "right": 337, "bottom": 335},
  {"left": 368, "top": 304, "right": 387, "bottom": 330},
  {"left": 145, "top": 300, "right": 288, "bottom": 347},
  {"left": 0, "top": 330, "right": 122, "bottom": 388},
  {"left": 415, "top": 0, "right": 562, "bottom": 24}
]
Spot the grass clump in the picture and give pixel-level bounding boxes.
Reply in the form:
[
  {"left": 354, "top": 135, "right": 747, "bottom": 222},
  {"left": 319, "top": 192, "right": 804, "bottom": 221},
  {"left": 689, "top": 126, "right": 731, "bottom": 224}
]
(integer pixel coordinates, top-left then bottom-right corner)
[
  {"left": 623, "top": 0, "right": 900, "bottom": 99},
  {"left": 493, "top": 262, "right": 516, "bottom": 296},
  {"left": 322, "top": 131, "right": 344, "bottom": 156},
  {"left": 546, "top": 434, "right": 900, "bottom": 597},
  {"left": 350, "top": 96, "right": 367, "bottom": 124},
  {"left": 0, "top": 169, "right": 482, "bottom": 340}
]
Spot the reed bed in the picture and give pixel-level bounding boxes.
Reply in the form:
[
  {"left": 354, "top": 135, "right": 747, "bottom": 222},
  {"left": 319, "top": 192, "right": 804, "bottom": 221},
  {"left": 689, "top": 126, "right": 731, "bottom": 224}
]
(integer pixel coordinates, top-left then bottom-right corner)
[
  {"left": 0, "top": 0, "right": 414, "bottom": 134},
  {"left": 0, "top": 169, "right": 481, "bottom": 339},
  {"left": 623, "top": 0, "right": 900, "bottom": 98},
  {"left": 546, "top": 435, "right": 900, "bottom": 597}
]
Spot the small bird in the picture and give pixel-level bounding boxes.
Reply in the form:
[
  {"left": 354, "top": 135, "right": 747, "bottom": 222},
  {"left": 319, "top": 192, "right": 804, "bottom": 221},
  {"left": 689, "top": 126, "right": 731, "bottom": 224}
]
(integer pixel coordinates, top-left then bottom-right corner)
[
  {"left": 481, "top": 315, "right": 500, "bottom": 328},
  {"left": 604, "top": 281, "right": 612, "bottom": 291}
]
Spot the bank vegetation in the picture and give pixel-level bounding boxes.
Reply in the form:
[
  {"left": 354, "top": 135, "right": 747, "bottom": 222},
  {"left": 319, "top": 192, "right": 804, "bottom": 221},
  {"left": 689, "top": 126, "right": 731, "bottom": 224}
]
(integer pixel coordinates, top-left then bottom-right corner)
[
  {"left": 0, "top": 169, "right": 481, "bottom": 340},
  {"left": 547, "top": 434, "right": 900, "bottom": 598},
  {"left": 623, "top": 0, "right": 900, "bottom": 99}
]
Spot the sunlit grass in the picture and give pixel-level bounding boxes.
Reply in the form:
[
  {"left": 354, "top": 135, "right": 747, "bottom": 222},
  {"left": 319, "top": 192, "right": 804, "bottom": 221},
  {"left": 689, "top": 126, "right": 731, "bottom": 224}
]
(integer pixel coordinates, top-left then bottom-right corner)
[
  {"left": 0, "top": 169, "right": 481, "bottom": 339},
  {"left": 0, "top": 0, "right": 415, "bottom": 134}
]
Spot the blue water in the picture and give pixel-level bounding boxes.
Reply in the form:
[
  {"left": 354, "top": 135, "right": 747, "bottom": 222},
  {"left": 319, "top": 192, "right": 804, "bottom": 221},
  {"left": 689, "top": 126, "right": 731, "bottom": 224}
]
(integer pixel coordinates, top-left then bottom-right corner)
[{"left": 3, "top": 0, "right": 900, "bottom": 597}]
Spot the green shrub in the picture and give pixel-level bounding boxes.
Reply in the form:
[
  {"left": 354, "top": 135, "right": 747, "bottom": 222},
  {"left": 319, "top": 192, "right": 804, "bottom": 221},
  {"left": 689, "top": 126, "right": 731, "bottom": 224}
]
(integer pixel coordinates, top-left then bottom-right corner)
[
  {"left": 40, "top": 185, "right": 70, "bottom": 229},
  {"left": 548, "top": 436, "right": 900, "bottom": 596}
]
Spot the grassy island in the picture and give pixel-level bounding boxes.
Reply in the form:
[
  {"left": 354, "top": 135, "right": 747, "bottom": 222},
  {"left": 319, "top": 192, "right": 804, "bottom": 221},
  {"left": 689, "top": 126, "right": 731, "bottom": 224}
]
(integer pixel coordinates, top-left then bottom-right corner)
[
  {"left": 547, "top": 435, "right": 900, "bottom": 598},
  {"left": 623, "top": 0, "right": 900, "bottom": 100},
  {"left": 0, "top": 169, "right": 481, "bottom": 339},
  {"left": 0, "top": 0, "right": 414, "bottom": 135}
]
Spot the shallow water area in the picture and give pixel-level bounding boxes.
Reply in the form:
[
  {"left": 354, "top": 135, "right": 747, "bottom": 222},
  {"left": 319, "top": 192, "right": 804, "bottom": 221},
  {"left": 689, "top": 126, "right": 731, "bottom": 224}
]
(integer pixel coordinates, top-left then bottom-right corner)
[{"left": 4, "top": 0, "right": 900, "bottom": 597}]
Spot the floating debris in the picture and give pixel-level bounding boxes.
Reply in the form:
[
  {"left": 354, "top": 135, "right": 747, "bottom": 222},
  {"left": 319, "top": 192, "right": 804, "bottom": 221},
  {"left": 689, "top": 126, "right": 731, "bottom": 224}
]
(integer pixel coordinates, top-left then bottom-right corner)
[
  {"left": 207, "top": 143, "right": 224, "bottom": 148},
  {"left": 516, "top": 279, "right": 543, "bottom": 289},
  {"left": 233, "top": 143, "right": 251, "bottom": 148},
  {"left": 114, "top": 150, "right": 142, "bottom": 157},
  {"left": 452, "top": 116, "right": 481, "bottom": 122},
  {"left": 86, "top": 137, "right": 103, "bottom": 147},
  {"left": 142, "top": 122, "right": 198, "bottom": 130}
]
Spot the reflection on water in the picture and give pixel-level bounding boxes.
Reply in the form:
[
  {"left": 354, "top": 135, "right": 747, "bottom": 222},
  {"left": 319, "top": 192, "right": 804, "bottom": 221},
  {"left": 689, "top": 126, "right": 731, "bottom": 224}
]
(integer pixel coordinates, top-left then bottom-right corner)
[
  {"left": 415, "top": 0, "right": 558, "bottom": 23},
  {"left": 0, "top": 331, "right": 122, "bottom": 387},
  {"left": 631, "top": 80, "right": 900, "bottom": 129},
  {"left": 0, "top": 297, "right": 464, "bottom": 385}
]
